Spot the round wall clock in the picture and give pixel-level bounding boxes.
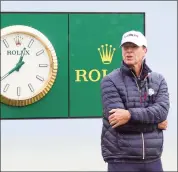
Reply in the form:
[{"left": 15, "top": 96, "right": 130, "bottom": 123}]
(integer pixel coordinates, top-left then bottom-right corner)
[{"left": 1, "top": 25, "right": 58, "bottom": 106}]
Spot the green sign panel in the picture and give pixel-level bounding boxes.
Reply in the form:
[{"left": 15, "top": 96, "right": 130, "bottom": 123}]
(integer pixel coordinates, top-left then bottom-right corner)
[{"left": 0, "top": 12, "right": 145, "bottom": 119}]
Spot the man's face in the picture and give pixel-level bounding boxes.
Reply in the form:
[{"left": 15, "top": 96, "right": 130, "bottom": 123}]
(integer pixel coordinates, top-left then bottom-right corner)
[{"left": 121, "top": 42, "right": 147, "bottom": 66}]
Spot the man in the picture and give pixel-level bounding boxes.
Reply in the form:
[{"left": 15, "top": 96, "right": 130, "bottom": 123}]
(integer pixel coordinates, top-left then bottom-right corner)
[{"left": 100, "top": 30, "right": 169, "bottom": 172}]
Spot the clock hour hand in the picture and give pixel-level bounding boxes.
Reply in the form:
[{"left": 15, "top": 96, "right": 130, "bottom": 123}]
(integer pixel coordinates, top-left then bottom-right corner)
[
  {"left": 1, "top": 48, "right": 26, "bottom": 81},
  {"left": 1, "top": 61, "right": 25, "bottom": 81}
]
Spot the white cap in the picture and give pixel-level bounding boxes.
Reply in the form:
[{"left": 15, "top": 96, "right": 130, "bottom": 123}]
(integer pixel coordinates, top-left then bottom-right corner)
[{"left": 120, "top": 30, "right": 147, "bottom": 47}]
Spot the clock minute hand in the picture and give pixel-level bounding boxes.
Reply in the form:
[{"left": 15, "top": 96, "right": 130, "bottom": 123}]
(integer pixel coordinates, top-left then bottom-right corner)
[
  {"left": 16, "top": 47, "right": 26, "bottom": 72},
  {"left": 17, "top": 47, "right": 26, "bottom": 64},
  {"left": 1, "top": 61, "right": 25, "bottom": 81}
]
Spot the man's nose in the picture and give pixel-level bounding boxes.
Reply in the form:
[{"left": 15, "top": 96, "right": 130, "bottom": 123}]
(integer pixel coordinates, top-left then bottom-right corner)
[{"left": 126, "top": 47, "right": 133, "bottom": 52}]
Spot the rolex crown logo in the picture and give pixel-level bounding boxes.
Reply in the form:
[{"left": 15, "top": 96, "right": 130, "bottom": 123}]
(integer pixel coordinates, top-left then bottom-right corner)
[
  {"left": 14, "top": 35, "right": 23, "bottom": 47},
  {"left": 98, "top": 44, "right": 116, "bottom": 64}
]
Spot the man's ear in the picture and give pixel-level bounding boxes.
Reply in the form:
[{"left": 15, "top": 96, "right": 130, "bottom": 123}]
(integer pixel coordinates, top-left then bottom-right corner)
[{"left": 143, "top": 47, "right": 147, "bottom": 53}]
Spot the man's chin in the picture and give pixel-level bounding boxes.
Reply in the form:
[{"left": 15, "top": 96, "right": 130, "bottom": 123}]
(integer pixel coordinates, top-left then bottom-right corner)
[{"left": 124, "top": 61, "right": 135, "bottom": 66}]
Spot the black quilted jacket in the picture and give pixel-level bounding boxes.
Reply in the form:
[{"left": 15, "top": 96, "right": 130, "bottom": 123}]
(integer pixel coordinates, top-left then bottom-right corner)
[{"left": 100, "top": 60, "right": 170, "bottom": 163}]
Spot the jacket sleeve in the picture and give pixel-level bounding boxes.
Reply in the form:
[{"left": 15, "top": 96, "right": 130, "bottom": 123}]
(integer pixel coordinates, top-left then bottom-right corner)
[
  {"left": 100, "top": 75, "right": 158, "bottom": 133},
  {"left": 128, "top": 75, "right": 170, "bottom": 124}
]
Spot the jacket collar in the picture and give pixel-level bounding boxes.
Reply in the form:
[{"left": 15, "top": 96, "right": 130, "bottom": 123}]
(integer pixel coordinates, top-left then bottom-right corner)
[{"left": 120, "top": 59, "right": 152, "bottom": 80}]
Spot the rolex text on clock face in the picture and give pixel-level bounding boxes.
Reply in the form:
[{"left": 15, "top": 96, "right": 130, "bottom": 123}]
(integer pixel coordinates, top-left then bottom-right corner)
[{"left": 1, "top": 32, "right": 52, "bottom": 101}]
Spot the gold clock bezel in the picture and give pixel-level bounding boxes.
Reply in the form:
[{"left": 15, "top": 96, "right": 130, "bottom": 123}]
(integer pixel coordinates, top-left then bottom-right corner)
[{"left": 1, "top": 25, "right": 58, "bottom": 106}]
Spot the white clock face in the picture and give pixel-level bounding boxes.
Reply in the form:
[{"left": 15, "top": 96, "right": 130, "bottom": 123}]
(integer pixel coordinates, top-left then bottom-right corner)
[{"left": 1, "top": 32, "right": 51, "bottom": 101}]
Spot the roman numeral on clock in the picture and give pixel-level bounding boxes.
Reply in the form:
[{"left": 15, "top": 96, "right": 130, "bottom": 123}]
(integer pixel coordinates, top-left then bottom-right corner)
[
  {"left": 17, "top": 87, "right": 21, "bottom": 96},
  {"left": 3, "top": 84, "right": 10, "bottom": 92},
  {"left": 36, "top": 49, "right": 44, "bottom": 56},
  {"left": 28, "top": 83, "right": 34, "bottom": 92},
  {"left": 39, "top": 64, "right": 48, "bottom": 67},
  {"left": 36, "top": 75, "right": 44, "bottom": 81},
  {"left": 28, "top": 39, "right": 34, "bottom": 48},
  {"left": 3, "top": 39, "right": 9, "bottom": 48}
]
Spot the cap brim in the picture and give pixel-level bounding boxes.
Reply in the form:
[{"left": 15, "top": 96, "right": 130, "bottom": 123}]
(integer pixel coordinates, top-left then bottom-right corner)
[{"left": 120, "top": 41, "right": 141, "bottom": 47}]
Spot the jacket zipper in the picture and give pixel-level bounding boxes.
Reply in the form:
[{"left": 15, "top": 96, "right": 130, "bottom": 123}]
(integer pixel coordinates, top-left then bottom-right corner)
[
  {"left": 141, "top": 133, "right": 145, "bottom": 159},
  {"left": 131, "top": 71, "right": 145, "bottom": 160}
]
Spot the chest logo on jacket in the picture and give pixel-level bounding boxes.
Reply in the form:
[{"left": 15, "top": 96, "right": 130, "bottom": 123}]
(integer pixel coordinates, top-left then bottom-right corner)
[{"left": 148, "top": 88, "right": 155, "bottom": 96}]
